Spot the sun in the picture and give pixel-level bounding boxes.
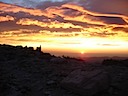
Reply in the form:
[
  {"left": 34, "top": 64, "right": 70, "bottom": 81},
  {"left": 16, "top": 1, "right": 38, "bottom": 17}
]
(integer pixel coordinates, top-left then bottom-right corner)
[{"left": 80, "top": 51, "right": 84, "bottom": 54}]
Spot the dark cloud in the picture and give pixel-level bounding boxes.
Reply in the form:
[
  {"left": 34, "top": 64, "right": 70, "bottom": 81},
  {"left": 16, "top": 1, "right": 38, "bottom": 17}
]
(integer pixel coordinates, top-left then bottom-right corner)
[
  {"left": 36, "top": 1, "right": 68, "bottom": 9},
  {"left": 112, "top": 27, "right": 128, "bottom": 33},
  {"left": 99, "top": 16, "right": 128, "bottom": 25},
  {"left": 0, "top": 21, "right": 43, "bottom": 32},
  {"left": 85, "top": 0, "right": 128, "bottom": 16},
  {"left": 13, "top": 38, "right": 51, "bottom": 43}
]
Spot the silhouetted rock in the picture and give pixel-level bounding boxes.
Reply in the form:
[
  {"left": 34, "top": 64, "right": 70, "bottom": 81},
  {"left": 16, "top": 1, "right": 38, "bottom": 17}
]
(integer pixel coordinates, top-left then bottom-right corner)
[
  {"left": 102, "top": 59, "right": 128, "bottom": 67},
  {"left": 36, "top": 45, "right": 41, "bottom": 52},
  {"left": 61, "top": 69, "right": 110, "bottom": 96},
  {"left": 0, "top": 44, "right": 128, "bottom": 96},
  {"left": 50, "top": 57, "right": 68, "bottom": 64}
]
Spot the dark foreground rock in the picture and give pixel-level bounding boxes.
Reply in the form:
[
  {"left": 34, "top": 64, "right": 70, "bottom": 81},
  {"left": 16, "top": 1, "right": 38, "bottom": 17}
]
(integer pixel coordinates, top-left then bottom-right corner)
[
  {"left": 61, "top": 69, "right": 110, "bottom": 96},
  {"left": 0, "top": 44, "right": 128, "bottom": 96}
]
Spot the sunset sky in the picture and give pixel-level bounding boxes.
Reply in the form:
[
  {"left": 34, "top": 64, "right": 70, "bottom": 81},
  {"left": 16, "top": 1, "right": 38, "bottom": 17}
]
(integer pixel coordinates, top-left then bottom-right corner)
[{"left": 0, "top": 0, "right": 128, "bottom": 57}]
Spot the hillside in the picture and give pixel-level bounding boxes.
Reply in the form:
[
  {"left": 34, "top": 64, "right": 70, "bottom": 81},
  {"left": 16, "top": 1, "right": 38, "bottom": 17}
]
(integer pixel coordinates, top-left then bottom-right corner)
[{"left": 0, "top": 44, "right": 128, "bottom": 96}]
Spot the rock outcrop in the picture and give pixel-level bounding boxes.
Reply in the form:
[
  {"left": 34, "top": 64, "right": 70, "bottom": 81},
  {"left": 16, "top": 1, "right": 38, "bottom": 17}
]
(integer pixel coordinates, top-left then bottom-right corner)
[
  {"left": 61, "top": 69, "right": 110, "bottom": 96},
  {"left": 0, "top": 44, "right": 128, "bottom": 96},
  {"left": 50, "top": 57, "right": 68, "bottom": 64}
]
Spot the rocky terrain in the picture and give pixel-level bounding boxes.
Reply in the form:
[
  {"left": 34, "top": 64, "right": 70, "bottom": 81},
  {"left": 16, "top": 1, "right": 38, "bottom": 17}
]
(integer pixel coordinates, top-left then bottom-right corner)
[{"left": 0, "top": 44, "right": 128, "bottom": 96}]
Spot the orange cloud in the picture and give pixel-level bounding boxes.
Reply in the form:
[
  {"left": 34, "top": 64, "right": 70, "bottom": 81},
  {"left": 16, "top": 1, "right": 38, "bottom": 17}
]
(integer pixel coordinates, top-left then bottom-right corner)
[
  {"left": 0, "top": 2, "right": 127, "bottom": 39},
  {"left": 16, "top": 18, "right": 82, "bottom": 29},
  {"left": 61, "top": 3, "right": 128, "bottom": 27},
  {"left": 0, "top": 2, "right": 128, "bottom": 56},
  {"left": 0, "top": 2, "right": 128, "bottom": 28},
  {"left": 0, "top": 15, "right": 15, "bottom": 22},
  {"left": 0, "top": 2, "right": 54, "bottom": 18},
  {"left": 124, "top": 19, "right": 128, "bottom": 23},
  {"left": 62, "top": 3, "right": 128, "bottom": 19}
]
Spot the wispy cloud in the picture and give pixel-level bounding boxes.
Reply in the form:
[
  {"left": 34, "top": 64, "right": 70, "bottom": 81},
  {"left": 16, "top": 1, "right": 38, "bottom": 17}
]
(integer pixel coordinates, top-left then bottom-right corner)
[
  {"left": 62, "top": 3, "right": 128, "bottom": 27},
  {"left": 0, "top": 15, "right": 15, "bottom": 22},
  {"left": 0, "top": 2, "right": 128, "bottom": 54},
  {"left": 16, "top": 18, "right": 82, "bottom": 29}
]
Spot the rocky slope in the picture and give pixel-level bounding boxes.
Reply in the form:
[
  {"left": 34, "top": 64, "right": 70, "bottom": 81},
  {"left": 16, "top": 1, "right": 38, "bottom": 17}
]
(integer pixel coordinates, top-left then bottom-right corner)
[{"left": 0, "top": 44, "right": 128, "bottom": 96}]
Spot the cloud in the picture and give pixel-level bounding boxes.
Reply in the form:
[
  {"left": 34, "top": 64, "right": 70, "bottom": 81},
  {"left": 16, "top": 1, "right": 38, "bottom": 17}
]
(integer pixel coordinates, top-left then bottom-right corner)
[
  {"left": 0, "top": 15, "right": 15, "bottom": 22},
  {"left": 0, "top": 0, "right": 45, "bottom": 8},
  {"left": 112, "top": 27, "right": 128, "bottom": 33},
  {"left": 61, "top": 3, "right": 128, "bottom": 27},
  {"left": 36, "top": 1, "right": 68, "bottom": 9},
  {"left": 0, "top": 2, "right": 128, "bottom": 28},
  {"left": 124, "top": 18, "right": 128, "bottom": 23},
  {"left": 16, "top": 18, "right": 82, "bottom": 29},
  {"left": 0, "top": 29, "right": 36, "bottom": 37},
  {"left": 97, "top": 44, "right": 119, "bottom": 46},
  {"left": 0, "top": 0, "right": 68, "bottom": 8},
  {"left": 0, "top": 1, "right": 128, "bottom": 55},
  {"left": 85, "top": 0, "right": 128, "bottom": 16},
  {"left": 0, "top": 2, "right": 128, "bottom": 39},
  {"left": 0, "top": 2, "right": 54, "bottom": 18}
]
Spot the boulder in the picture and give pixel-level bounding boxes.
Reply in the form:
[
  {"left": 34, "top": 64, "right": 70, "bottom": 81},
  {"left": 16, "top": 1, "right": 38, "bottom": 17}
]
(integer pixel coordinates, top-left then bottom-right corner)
[{"left": 61, "top": 69, "right": 110, "bottom": 96}]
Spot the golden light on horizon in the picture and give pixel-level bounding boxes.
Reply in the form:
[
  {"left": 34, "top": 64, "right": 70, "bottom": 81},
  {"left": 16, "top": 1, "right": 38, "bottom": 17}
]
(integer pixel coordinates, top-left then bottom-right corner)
[
  {"left": 1, "top": 31, "right": 128, "bottom": 55},
  {"left": 80, "top": 51, "right": 85, "bottom": 54},
  {"left": 0, "top": 1, "right": 128, "bottom": 57}
]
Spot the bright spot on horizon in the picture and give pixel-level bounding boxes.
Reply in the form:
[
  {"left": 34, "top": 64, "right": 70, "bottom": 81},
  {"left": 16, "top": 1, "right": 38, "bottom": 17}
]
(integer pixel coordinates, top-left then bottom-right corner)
[
  {"left": 0, "top": 1, "right": 128, "bottom": 57},
  {"left": 81, "top": 51, "right": 85, "bottom": 54}
]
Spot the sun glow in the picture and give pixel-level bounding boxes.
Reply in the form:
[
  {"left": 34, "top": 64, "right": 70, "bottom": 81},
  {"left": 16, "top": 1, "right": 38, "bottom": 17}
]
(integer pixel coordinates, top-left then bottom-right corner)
[
  {"left": 0, "top": 2, "right": 128, "bottom": 57},
  {"left": 1, "top": 31, "right": 128, "bottom": 55},
  {"left": 80, "top": 51, "right": 85, "bottom": 54}
]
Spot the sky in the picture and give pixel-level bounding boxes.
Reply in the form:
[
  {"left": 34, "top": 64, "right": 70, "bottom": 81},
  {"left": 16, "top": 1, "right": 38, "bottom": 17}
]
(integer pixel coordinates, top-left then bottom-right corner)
[{"left": 0, "top": 0, "right": 128, "bottom": 57}]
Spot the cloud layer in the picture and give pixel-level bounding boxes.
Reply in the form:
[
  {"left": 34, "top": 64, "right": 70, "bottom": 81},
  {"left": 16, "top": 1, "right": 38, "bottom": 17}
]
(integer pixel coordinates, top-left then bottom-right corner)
[
  {"left": 0, "top": 1, "right": 128, "bottom": 54},
  {"left": 0, "top": 15, "right": 15, "bottom": 22}
]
